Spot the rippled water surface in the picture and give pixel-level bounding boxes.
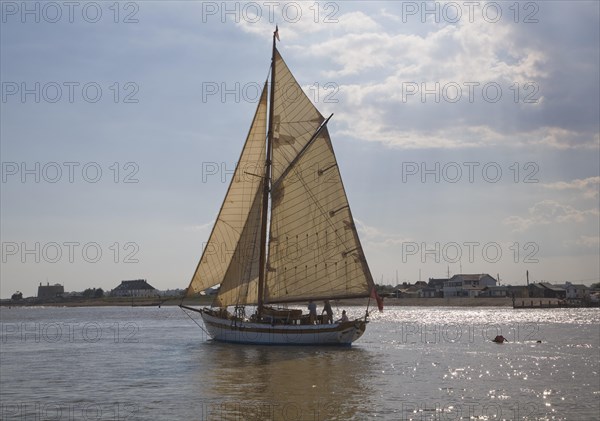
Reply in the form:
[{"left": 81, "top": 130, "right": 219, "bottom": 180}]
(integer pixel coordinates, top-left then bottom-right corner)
[{"left": 1, "top": 306, "right": 598, "bottom": 420}]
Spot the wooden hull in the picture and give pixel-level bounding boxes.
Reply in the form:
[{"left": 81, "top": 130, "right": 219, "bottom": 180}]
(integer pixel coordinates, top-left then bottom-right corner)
[{"left": 199, "top": 310, "right": 367, "bottom": 345}]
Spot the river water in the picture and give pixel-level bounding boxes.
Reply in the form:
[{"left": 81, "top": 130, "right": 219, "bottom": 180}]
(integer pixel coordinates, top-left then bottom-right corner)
[{"left": 1, "top": 306, "right": 598, "bottom": 420}]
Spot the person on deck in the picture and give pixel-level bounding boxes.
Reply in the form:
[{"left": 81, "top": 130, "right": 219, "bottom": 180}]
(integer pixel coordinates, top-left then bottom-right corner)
[
  {"left": 308, "top": 300, "right": 317, "bottom": 324},
  {"left": 322, "top": 300, "right": 333, "bottom": 324},
  {"left": 337, "top": 310, "right": 349, "bottom": 323}
]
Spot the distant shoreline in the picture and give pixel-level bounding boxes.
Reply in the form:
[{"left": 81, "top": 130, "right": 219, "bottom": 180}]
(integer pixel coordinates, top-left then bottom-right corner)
[
  {"left": 1, "top": 296, "right": 567, "bottom": 308},
  {"left": 0, "top": 296, "right": 211, "bottom": 308}
]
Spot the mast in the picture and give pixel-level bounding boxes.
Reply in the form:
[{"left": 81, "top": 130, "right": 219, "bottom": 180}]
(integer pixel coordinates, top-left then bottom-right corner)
[{"left": 257, "top": 26, "right": 278, "bottom": 317}]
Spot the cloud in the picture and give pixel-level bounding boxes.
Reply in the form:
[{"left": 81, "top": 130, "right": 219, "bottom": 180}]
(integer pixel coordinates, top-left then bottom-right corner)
[
  {"left": 564, "top": 235, "right": 600, "bottom": 248},
  {"left": 236, "top": 5, "right": 380, "bottom": 41},
  {"left": 332, "top": 117, "right": 599, "bottom": 150},
  {"left": 530, "top": 129, "right": 600, "bottom": 150},
  {"left": 184, "top": 221, "right": 214, "bottom": 232},
  {"left": 272, "top": 2, "right": 597, "bottom": 151},
  {"left": 303, "top": 6, "right": 547, "bottom": 81},
  {"left": 543, "top": 177, "right": 600, "bottom": 200},
  {"left": 504, "top": 200, "right": 599, "bottom": 232},
  {"left": 354, "top": 218, "right": 411, "bottom": 247}
]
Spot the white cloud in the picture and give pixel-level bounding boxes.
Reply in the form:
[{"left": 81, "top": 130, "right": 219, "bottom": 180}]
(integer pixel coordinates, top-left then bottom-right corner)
[
  {"left": 504, "top": 200, "right": 599, "bottom": 232},
  {"left": 302, "top": 8, "right": 547, "bottom": 81},
  {"left": 234, "top": 2, "right": 598, "bottom": 151},
  {"left": 237, "top": 5, "right": 380, "bottom": 41},
  {"left": 530, "top": 129, "right": 600, "bottom": 150},
  {"left": 543, "top": 177, "right": 600, "bottom": 199},
  {"left": 564, "top": 235, "right": 600, "bottom": 248},
  {"left": 281, "top": 3, "right": 598, "bottom": 151},
  {"left": 354, "top": 218, "right": 411, "bottom": 248},
  {"left": 184, "top": 221, "right": 214, "bottom": 232},
  {"left": 332, "top": 116, "right": 599, "bottom": 150}
]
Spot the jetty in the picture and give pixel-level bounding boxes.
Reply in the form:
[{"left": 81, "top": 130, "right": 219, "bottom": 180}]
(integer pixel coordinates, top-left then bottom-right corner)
[{"left": 512, "top": 298, "right": 599, "bottom": 309}]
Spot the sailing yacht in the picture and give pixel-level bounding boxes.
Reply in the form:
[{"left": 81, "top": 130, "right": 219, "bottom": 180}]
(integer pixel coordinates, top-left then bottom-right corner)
[{"left": 180, "top": 28, "right": 381, "bottom": 345}]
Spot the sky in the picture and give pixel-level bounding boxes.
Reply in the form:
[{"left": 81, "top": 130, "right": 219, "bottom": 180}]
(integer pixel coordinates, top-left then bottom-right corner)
[{"left": 1, "top": 1, "right": 599, "bottom": 298}]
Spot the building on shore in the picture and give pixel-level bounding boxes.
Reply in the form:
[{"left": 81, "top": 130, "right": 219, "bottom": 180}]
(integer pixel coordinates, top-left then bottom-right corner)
[
  {"left": 420, "top": 278, "right": 447, "bottom": 298},
  {"left": 564, "top": 282, "right": 590, "bottom": 300},
  {"left": 37, "top": 282, "right": 64, "bottom": 299},
  {"left": 528, "top": 282, "right": 566, "bottom": 299},
  {"left": 479, "top": 285, "right": 510, "bottom": 297},
  {"left": 111, "top": 279, "right": 157, "bottom": 297},
  {"left": 443, "top": 274, "right": 497, "bottom": 297},
  {"left": 393, "top": 281, "right": 427, "bottom": 298},
  {"left": 479, "top": 285, "right": 528, "bottom": 298}
]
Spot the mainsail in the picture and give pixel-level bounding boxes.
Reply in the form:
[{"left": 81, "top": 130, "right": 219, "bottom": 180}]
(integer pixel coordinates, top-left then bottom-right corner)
[
  {"left": 266, "top": 126, "right": 375, "bottom": 303},
  {"left": 186, "top": 84, "right": 267, "bottom": 306},
  {"left": 265, "top": 51, "right": 375, "bottom": 303}
]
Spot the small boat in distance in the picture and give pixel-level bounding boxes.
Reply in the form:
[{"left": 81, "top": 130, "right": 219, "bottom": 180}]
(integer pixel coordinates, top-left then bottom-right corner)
[{"left": 180, "top": 27, "right": 382, "bottom": 345}]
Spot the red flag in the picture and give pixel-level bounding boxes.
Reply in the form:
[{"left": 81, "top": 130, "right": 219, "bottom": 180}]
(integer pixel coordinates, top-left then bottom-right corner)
[
  {"left": 274, "top": 25, "right": 280, "bottom": 41},
  {"left": 371, "top": 287, "right": 384, "bottom": 312}
]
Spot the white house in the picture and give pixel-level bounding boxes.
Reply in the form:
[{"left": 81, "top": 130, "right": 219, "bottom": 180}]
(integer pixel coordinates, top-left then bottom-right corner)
[
  {"left": 564, "top": 282, "right": 590, "bottom": 300},
  {"left": 443, "top": 274, "right": 497, "bottom": 297}
]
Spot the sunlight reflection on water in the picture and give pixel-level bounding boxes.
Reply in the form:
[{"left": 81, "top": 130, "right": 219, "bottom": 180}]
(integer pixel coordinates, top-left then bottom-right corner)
[{"left": 1, "top": 306, "right": 598, "bottom": 420}]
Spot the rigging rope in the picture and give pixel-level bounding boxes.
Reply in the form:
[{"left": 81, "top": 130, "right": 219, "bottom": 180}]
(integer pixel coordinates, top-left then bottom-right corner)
[{"left": 180, "top": 306, "right": 210, "bottom": 337}]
